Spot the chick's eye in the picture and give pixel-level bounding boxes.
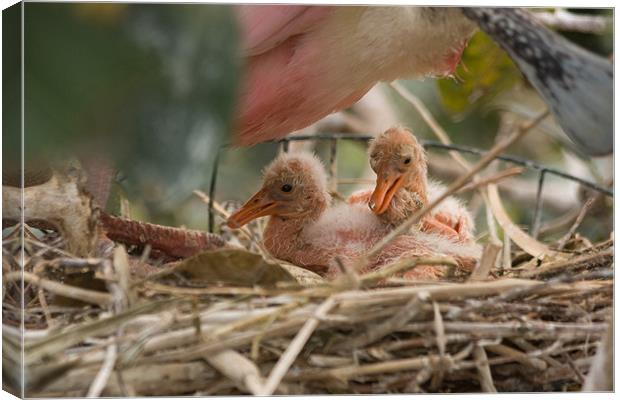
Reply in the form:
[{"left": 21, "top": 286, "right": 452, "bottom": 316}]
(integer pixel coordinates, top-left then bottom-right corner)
[
  {"left": 403, "top": 157, "right": 412, "bottom": 165},
  {"left": 281, "top": 184, "right": 293, "bottom": 193}
]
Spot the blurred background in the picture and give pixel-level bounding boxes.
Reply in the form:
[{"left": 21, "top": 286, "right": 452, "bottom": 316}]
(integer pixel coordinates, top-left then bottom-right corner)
[{"left": 4, "top": 4, "right": 613, "bottom": 243}]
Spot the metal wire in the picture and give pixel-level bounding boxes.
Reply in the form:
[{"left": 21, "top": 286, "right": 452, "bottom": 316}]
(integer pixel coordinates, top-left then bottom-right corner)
[{"left": 207, "top": 133, "right": 613, "bottom": 232}]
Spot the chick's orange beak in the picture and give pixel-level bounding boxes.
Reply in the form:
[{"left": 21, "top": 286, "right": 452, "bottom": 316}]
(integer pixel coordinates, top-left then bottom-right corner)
[
  {"left": 369, "top": 170, "right": 405, "bottom": 215},
  {"left": 227, "top": 188, "right": 278, "bottom": 229}
]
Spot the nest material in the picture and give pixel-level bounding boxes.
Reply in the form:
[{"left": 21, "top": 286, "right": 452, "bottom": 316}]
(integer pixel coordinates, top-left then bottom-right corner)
[
  {"left": 2, "top": 129, "right": 613, "bottom": 395},
  {"left": 2, "top": 216, "right": 613, "bottom": 396}
]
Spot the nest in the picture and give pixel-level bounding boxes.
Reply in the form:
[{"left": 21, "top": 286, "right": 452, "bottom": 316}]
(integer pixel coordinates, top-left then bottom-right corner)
[
  {"left": 2, "top": 111, "right": 613, "bottom": 395},
  {"left": 2, "top": 202, "right": 613, "bottom": 396}
]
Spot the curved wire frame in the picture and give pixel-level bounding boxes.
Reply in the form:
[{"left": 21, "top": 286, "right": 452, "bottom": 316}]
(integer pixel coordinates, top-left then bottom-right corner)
[{"left": 208, "top": 133, "right": 613, "bottom": 234}]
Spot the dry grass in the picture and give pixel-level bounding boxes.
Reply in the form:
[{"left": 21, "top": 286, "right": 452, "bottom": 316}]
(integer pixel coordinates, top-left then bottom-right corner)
[{"left": 2, "top": 215, "right": 613, "bottom": 395}]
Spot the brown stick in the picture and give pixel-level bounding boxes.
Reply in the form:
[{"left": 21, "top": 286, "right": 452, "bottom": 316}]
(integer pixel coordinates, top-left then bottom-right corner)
[
  {"left": 341, "top": 294, "right": 424, "bottom": 350},
  {"left": 556, "top": 197, "right": 596, "bottom": 250},
  {"left": 100, "top": 212, "right": 225, "bottom": 259},
  {"left": 259, "top": 297, "right": 337, "bottom": 395},
  {"left": 519, "top": 249, "right": 613, "bottom": 278},
  {"left": 469, "top": 243, "right": 501, "bottom": 281},
  {"left": 485, "top": 343, "right": 547, "bottom": 370},
  {"left": 457, "top": 167, "right": 524, "bottom": 194},
  {"left": 286, "top": 345, "right": 472, "bottom": 382},
  {"left": 4, "top": 271, "right": 112, "bottom": 306},
  {"left": 473, "top": 345, "right": 497, "bottom": 392}
]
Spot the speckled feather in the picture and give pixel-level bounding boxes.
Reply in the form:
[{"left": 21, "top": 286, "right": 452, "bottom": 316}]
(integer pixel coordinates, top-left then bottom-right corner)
[{"left": 462, "top": 7, "right": 613, "bottom": 155}]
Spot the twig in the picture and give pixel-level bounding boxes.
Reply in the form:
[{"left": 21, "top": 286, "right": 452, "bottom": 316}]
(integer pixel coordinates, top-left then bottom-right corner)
[
  {"left": 430, "top": 301, "right": 447, "bottom": 389},
  {"left": 287, "top": 345, "right": 473, "bottom": 382},
  {"left": 519, "top": 249, "right": 612, "bottom": 278},
  {"left": 204, "top": 350, "right": 264, "bottom": 395},
  {"left": 258, "top": 297, "right": 337, "bottom": 395},
  {"left": 360, "top": 256, "right": 458, "bottom": 286},
  {"left": 502, "top": 232, "right": 512, "bottom": 272},
  {"left": 87, "top": 258, "right": 124, "bottom": 397},
  {"left": 341, "top": 294, "right": 425, "bottom": 350},
  {"left": 25, "top": 298, "right": 181, "bottom": 365},
  {"left": 583, "top": 318, "right": 613, "bottom": 391},
  {"left": 488, "top": 183, "right": 551, "bottom": 257},
  {"left": 557, "top": 197, "right": 595, "bottom": 250},
  {"left": 473, "top": 345, "right": 497, "bottom": 392},
  {"left": 469, "top": 243, "right": 501, "bottom": 281},
  {"left": 485, "top": 344, "right": 547, "bottom": 370},
  {"left": 193, "top": 190, "right": 255, "bottom": 242},
  {"left": 113, "top": 246, "right": 133, "bottom": 307},
  {"left": 37, "top": 288, "right": 54, "bottom": 329},
  {"left": 86, "top": 342, "right": 117, "bottom": 397},
  {"left": 4, "top": 271, "right": 112, "bottom": 306},
  {"left": 335, "top": 278, "right": 541, "bottom": 305},
  {"left": 511, "top": 338, "right": 564, "bottom": 369},
  {"left": 457, "top": 167, "right": 524, "bottom": 193}
]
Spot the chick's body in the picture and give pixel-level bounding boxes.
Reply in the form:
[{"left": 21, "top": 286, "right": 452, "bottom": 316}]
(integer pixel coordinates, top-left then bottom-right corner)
[
  {"left": 228, "top": 152, "right": 451, "bottom": 280},
  {"left": 357, "top": 127, "right": 481, "bottom": 270}
]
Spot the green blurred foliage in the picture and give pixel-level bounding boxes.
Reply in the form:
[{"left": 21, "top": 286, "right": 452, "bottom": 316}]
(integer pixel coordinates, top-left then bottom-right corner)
[
  {"left": 437, "top": 31, "right": 521, "bottom": 115},
  {"left": 2, "top": 3, "right": 21, "bottom": 175},
  {"left": 19, "top": 3, "right": 240, "bottom": 208}
]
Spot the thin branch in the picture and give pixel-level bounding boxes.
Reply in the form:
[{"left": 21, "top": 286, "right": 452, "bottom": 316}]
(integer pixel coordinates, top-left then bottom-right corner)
[
  {"left": 4, "top": 271, "right": 112, "bottom": 306},
  {"left": 100, "top": 212, "right": 225, "bottom": 259},
  {"left": 341, "top": 294, "right": 424, "bottom": 350},
  {"left": 87, "top": 341, "right": 117, "bottom": 397},
  {"left": 473, "top": 345, "right": 497, "bottom": 392},
  {"left": 557, "top": 197, "right": 596, "bottom": 250},
  {"left": 258, "top": 297, "right": 337, "bottom": 395},
  {"left": 519, "top": 249, "right": 612, "bottom": 279},
  {"left": 359, "top": 256, "right": 458, "bottom": 286},
  {"left": 532, "top": 9, "right": 611, "bottom": 34},
  {"left": 457, "top": 167, "right": 524, "bottom": 194},
  {"left": 485, "top": 343, "right": 547, "bottom": 371},
  {"left": 204, "top": 350, "right": 264, "bottom": 395},
  {"left": 469, "top": 243, "right": 501, "bottom": 281}
]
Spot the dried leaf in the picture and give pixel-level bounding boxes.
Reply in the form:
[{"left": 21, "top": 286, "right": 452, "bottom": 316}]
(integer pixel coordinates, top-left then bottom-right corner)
[
  {"left": 176, "top": 248, "right": 297, "bottom": 286},
  {"left": 279, "top": 262, "right": 325, "bottom": 286}
]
